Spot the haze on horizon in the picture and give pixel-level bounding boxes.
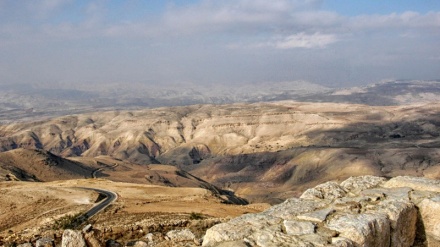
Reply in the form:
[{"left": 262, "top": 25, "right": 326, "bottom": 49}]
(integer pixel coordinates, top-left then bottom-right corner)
[{"left": 1, "top": 0, "right": 440, "bottom": 89}]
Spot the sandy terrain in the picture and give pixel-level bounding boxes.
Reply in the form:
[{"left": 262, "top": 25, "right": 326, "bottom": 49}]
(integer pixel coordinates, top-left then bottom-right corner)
[{"left": 0, "top": 179, "right": 268, "bottom": 240}]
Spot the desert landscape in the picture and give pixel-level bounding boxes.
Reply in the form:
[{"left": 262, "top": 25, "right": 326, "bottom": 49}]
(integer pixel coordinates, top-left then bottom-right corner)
[
  {"left": 2, "top": 92, "right": 440, "bottom": 203},
  {"left": 1, "top": 0, "right": 440, "bottom": 245},
  {"left": 1, "top": 80, "right": 440, "bottom": 245}
]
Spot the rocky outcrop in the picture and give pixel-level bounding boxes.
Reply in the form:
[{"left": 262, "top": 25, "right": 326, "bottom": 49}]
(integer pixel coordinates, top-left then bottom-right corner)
[
  {"left": 202, "top": 176, "right": 440, "bottom": 246},
  {"left": 61, "top": 230, "right": 86, "bottom": 247},
  {"left": 166, "top": 229, "right": 196, "bottom": 242},
  {"left": 35, "top": 237, "right": 54, "bottom": 247}
]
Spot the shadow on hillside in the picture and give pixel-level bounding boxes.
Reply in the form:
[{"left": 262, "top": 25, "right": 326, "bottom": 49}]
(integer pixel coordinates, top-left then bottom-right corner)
[
  {"left": 183, "top": 110, "right": 440, "bottom": 203},
  {"left": 303, "top": 109, "right": 440, "bottom": 149}
]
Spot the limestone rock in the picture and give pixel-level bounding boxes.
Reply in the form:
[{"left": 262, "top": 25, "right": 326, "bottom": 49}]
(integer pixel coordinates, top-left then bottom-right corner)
[
  {"left": 36, "top": 237, "right": 54, "bottom": 247},
  {"left": 264, "top": 197, "right": 328, "bottom": 220},
  {"left": 418, "top": 196, "right": 440, "bottom": 241},
  {"left": 84, "top": 229, "right": 104, "bottom": 247},
  {"left": 213, "top": 240, "right": 249, "bottom": 247},
  {"left": 61, "top": 230, "right": 86, "bottom": 247},
  {"left": 327, "top": 213, "right": 390, "bottom": 247},
  {"left": 144, "top": 233, "right": 154, "bottom": 243},
  {"left": 376, "top": 201, "right": 417, "bottom": 247},
  {"left": 297, "top": 208, "right": 334, "bottom": 222},
  {"left": 361, "top": 187, "right": 412, "bottom": 202},
  {"left": 201, "top": 175, "right": 440, "bottom": 247},
  {"left": 166, "top": 229, "right": 196, "bottom": 242},
  {"left": 300, "top": 181, "right": 346, "bottom": 200},
  {"left": 283, "top": 220, "right": 315, "bottom": 235},
  {"left": 202, "top": 214, "right": 283, "bottom": 246},
  {"left": 331, "top": 237, "right": 355, "bottom": 247},
  {"left": 340, "top": 175, "right": 386, "bottom": 194},
  {"left": 130, "top": 241, "right": 148, "bottom": 247},
  {"left": 384, "top": 176, "right": 440, "bottom": 192},
  {"left": 247, "top": 230, "right": 314, "bottom": 247}
]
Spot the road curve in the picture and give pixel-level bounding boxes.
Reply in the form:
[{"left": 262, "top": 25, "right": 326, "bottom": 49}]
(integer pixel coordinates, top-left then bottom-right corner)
[{"left": 77, "top": 187, "right": 118, "bottom": 219}]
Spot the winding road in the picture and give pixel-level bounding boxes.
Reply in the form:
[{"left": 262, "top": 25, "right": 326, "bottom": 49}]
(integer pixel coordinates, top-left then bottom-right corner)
[{"left": 77, "top": 187, "right": 118, "bottom": 219}]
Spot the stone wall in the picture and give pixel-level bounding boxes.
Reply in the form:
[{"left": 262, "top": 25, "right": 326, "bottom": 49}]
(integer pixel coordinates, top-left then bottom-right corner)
[{"left": 203, "top": 176, "right": 440, "bottom": 247}]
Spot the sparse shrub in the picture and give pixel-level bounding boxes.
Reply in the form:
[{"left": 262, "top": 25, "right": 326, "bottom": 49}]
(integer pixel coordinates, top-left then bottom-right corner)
[
  {"left": 189, "top": 212, "right": 204, "bottom": 220},
  {"left": 51, "top": 213, "right": 86, "bottom": 230}
]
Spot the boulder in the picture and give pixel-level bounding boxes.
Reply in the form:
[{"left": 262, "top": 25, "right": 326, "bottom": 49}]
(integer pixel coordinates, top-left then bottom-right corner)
[
  {"left": 84, "top": 229, "right": 104, "bottom": 247},
  {"left": 376, "top": 201, "right": 417, "bottom": 247},
  {"left": 297, "top": 207, "right": 334, "bottom": 222},
  {"left": 327, "top": 213, "right": 390, "bottom": 247},
  {"left": 283, "top": 220, "right": 315, "bottom": 235},
  {"left": 202, "top": 214, "right": 283, "bottom": 246},
  {"left": 340, "top": 175, "right": 387, "bottom": 194},
  {"left": 61, "top": 230, "right": 86, "bottom": 247},
  {"left": 264, "top": 197, "right": 329, "bottom": 220},
  {"left": 384, "top": 176, "right": 440, "bottom": 192},
  {"left": 418, "top": 196, "right": 440, "bottom": 241},
  {"left": 144, "top": 233, "right": 154, "bottom": 243},
  {"left": 246, "top": 230, "right": 314, "bottom": 247},
  {"left": 36, "top": 237, "right": 54, "bottom": 247},
  {"left": 129, "top": 241, "right": 148, "bottom": 247},
  {"left": 331, "top": 237, "right": 355, "bottom": 247},
  {"left": 166, "top": 229, "right": 196, "bottom": 242},
  {"left": 300, "top": 181, "right": 346, "bottom": 200}
]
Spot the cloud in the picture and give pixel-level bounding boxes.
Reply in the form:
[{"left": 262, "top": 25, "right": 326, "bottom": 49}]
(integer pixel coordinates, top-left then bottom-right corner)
[
  {"left": 0, "top": 1, "right": 439, "bottom": 86},
  {"left": 275, "top": 32, "right": 338, "bottom": 49},
  {"left": 161, "top": 0, "right": 299, "bottom": 34},
  {"left": 350, "top": 11, "right": 440, "bottom": 30}
]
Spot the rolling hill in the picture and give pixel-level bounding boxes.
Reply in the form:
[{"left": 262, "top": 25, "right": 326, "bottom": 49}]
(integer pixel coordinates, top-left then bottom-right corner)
[{"left": 1, "top": 101, "right": 440, "bottom": 202}]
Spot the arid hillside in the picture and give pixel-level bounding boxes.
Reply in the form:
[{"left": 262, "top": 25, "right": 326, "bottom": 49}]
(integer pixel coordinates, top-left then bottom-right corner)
[
  {"left": 1, "top": 101, "right": 440, "bottom": 202},
  {"left": 0, "top": 148, "right": 93, "bottom": 181},
  {"left": 0, "top": 148, "right": 248, "bottom": 204},
  {"left": 0, "top": 179, "right": 267, "bottom": 244}
]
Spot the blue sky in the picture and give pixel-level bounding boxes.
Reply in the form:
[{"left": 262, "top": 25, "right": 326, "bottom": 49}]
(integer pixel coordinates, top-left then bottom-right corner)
[
  {"left": 0, "top": 0, "right": 439, "bottom": 88},
  {"left": 323, "top": 1, "right": 440, "bottom": 16}
]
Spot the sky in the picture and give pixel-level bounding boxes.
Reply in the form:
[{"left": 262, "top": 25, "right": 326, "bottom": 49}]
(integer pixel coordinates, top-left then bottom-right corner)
[{"left": 0, "top": 0, "right": 439, "bottom": 89}]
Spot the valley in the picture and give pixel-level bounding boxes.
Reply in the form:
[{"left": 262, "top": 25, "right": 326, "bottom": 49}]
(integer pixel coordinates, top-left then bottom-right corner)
[
  {"left": 1, "top": 100, "right": 440, "bottom": 203},
  {"left": 1, "top": 81, "right": 440, "bottom": 245}
]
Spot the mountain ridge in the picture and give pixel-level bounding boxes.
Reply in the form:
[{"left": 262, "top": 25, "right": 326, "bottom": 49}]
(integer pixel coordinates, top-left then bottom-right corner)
[
  {"left": 2, "top": 80, "right": 440, "bottom": 124},
  {"left": 1, "top": 101, "right": 440, "bottom": 202}
]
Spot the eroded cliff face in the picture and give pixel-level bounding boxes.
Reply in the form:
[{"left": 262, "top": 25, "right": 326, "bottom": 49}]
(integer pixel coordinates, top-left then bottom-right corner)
[
  {"left": 2, "top": 102, "right": 439, "bottom": 161},
  {"left": 203, "top": 175, "right": 440, "bottom": 247},
  {"left": 2, "top": 102, "right": 440, "bottom": 201}
]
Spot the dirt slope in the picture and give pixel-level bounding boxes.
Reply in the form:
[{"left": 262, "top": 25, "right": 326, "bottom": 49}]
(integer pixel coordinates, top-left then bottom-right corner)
[
  {"left": 0, "top": 148, "right": 93, "bottom": 181},
  {"left": 1, "top": 102, "right": 440, "bottom": 202},
  {"left": 0, "top": 179, "right": 267, "bottom": 238}
]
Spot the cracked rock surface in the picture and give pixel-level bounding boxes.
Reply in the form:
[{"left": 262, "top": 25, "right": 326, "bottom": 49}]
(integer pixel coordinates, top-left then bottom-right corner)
[{"left": 203, "top": 176, "right": 440, "bottom": 247}]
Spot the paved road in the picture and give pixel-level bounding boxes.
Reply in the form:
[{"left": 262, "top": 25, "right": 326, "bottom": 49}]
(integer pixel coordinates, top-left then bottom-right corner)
[
  {"left": 91, "top": 162, "right": 119, "bottom": 178},
  {"left": 77, "top": 187, "right": 118, "bottom": 219}
]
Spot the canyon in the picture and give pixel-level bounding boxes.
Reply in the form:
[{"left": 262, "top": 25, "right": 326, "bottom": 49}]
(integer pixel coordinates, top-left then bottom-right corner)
[
  {"left": 1, "top": 101, "right": 440, "bottom": 203},
  {"left": 1, "top": 81, "right": 440, "bottom": 245}
]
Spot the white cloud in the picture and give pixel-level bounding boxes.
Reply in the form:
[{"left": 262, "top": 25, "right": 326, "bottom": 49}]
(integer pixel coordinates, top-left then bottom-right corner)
[
  {"left": 162, "top": 0, "right": 298, "bottom": 34},
  {"left": 350, "top": 11, "right": 440, "bottom": 29},
  {"left": 275, "top": 32, "right": 338, "bottom": 49},
  {"left": 0, "top": 1, "right": 439, "bottom": 86}
]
